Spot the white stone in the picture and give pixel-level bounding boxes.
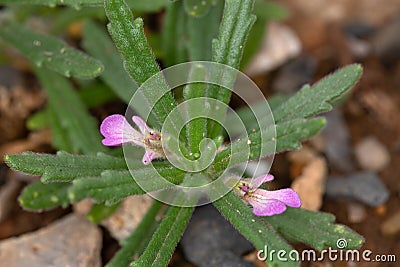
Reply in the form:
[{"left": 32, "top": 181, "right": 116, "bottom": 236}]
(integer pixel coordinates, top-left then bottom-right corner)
[{"left": 354, "top": 136, "right": 390, "bottom": 171}]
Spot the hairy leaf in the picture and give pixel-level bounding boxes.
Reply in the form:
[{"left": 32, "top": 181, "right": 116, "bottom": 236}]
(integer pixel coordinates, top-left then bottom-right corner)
[
  {"left": 0, "top": 22, "right": 103, "bottom": 79},
  {"left": 5, "top": 151, "right": 126, "bottom": 183},
  {"left": 18, "top": 182, "right": 70, "bottom": 211},
  {"left": 266, "top": 208, "right": 364, "bottom": 251},
  {"left": 105, "top": 0, "right": 177, "bottom": 128},
  {"left": 69, "top": 167, "right": 185, "bottom": 205},
  {"left": 130, "top": 198, "right": 194, "bottom": 267},
  {"left": 208, "top": 0, "right": 256, "bottom": 138},
  {"left": 273, "top": 64, "right": 362, "bottom": 123},
  {"left": 214, "top": 191, "right": 298, "bottom": 267},
  {"left": 212, "top": 117, "right": 325, "bottom": 173},
  {"left": 106, "top": 201, "right": 163, "bottom": 267}
]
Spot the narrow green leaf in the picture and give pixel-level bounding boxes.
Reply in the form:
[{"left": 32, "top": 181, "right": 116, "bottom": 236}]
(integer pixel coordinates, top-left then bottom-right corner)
[
  {"left": 213, "top": 192, "right": 299, "bottom": 267},
  {"left": 27, "top": 83, "right": 117, "bottom": 131},
  {"left": 126, "top": 0, "right": 169, "bottom": 12},
  {"left": 212, "top": 117, "right": 325, "bottom": 173},
  {"left": 183, "top": 65, "right": 208, "bottom": 155},
  {"left": 106, "top": 201, "right": 163, "bottom": 267},
  {"left": 52, "top": 7, "right": 106, "bottom": 33},
  {"left": 18, "top": 182, "right": 70, "bottom": 211},
  {"left": 0, "top": 22, "right": 103, "bottom": 79},
  {"left": 208, "top": 0, "right": 257, "bottom": 138},
  {"left": 130, "top": 198, "right": 194, "bottom": 267},
  {"left": 183, "top": 0, "right": 213, "bottom": 17},
  {"left": 0, "top": 0, "right": 169, "bottom": 10},
  {"left": 87, "top": 202, "right": 121, "bottom": 223},
  {"left": 82, "top": 21, "right": 137, "bottom": 104},
  {"left": 48, "top": 105, "right": 73, "bottom": 151},
  {"left": 162, "top": 1, "right": 188, "bottom": 66},
  {"left": 35, "top": 67, "right": 106, "bottom": 154},
  {"left": 26, "top": 109, "right": 49, "bottom": 131},
  {"left": 266, "top": 208, "right": 365, "bottom": 251},
  {"left": 5, "top": 152, "right": 126, "bottom": 183},
  {"left": 273, "top": 64, "right": 363, "bottom": 123},
  {"left": 0, "top": 0, "right": 101, "bottom": 8},
  {"left": 69, "top": 167, "right": 185, "bottom": 205},
  {"left": 105, "top": 0, "right": 177, "bottom": 128},
  {"left": 253, "top": 0, "right": 288, "bottom": 21},
  {"left": 186, "top": 0, "right": 223, "bottom": 61}
]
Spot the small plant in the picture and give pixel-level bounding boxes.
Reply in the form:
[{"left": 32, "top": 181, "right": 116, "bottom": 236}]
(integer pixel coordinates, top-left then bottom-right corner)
[{"left": 1, "top": 0, "right": 364, "bottom": 266}]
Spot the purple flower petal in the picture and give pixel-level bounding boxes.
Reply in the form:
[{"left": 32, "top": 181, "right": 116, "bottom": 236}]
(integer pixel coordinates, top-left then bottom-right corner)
[
  {"left": 254, "top": 188, "right": 301, "bottom": 208},
  {"left": 100, "top": 114, "right": 143, "bottom": 147},
  {"left": 142, "top": 149, "right": 158, "bottom": 165},
  {"left": 132, "top": 116, "right": 150, "bottom": 134},
  {"left": 248, "top": 198, "right": 287, "bottom": 216},
  {"left": 249, "top": 174, "right": 274, "bottom": 188}
]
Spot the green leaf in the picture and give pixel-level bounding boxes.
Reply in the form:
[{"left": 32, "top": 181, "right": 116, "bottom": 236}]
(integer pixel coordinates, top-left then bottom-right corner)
[
  {"left": 5, "top": 151, "right": 127, "bottom": 183},
  {"left": 104, "top": 0, "right": 177, "bottom": 128},
  {"left": 87, "top": 202, "right": 121, "bottom": 223},
  {"left": 208, "top": 0, "right": 257, "bottom": 138},
  {"left": 0, "top": 22, "right": 103, "bottom": 79},
  {"left": 186, "top": 0, "right": 223, "bottom": 61},
  {"left": 253, "top": 0, "right": 288, "bottom": 21},
  {"left": 106, "top": 201, "right": 163, "bottom": 267},
  {"left": 82, "top": 21, "right": 137, "bottom": 104},
  {"left": 266, "top": 208, "right": 364, "bottom": 251},
  {"left": 214, "top": 192, "right": 299, "bottom": 267},
  {"left": 126, "top": 0, "right": 169, "bottom": 12},
  {"left": 69, "top": 166, "right": 185, "bottom": 205},
  {"left": 35, "top": 67, "right": 106, "bottom": 154},
  {"left": 26, "top": 109, "right": 49, "bottom": 131},
  {"left": 130, "top": 198, "right": 194, "bottom": 267},
  {"left": 52, "top": 7, "right": 106, "bottom": 33},
  {"left": 183, "top": 65, "right": 208, "bottom": 155},
  {"left": 162, "top": 1, "right": 188, "bottom": 66},
  {"left": 18, "top": 182, "right": 70, "bottom": 211},
  {"left": 0, "top": 0, "right": 101, "bottom": 8},
  {"left": 27, "top": 83, "right": 117, "bottom": 131},
  {"left": 273, "top": 64, "right": 363, "bottom": 123},
  {"left": 183, "top": 0, "right": 214, "bottom": 17},
  {"left": 212, "top": 117, "right": 325, "bottom": 173},
  {"left": 0, "top": 0, "right": 169, "bottom": 10}
]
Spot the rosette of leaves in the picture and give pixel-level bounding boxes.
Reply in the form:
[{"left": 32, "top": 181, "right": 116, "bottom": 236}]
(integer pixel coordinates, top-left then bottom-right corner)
[{"left": 1, "top": 0, "right": 364, "bottom": 266}]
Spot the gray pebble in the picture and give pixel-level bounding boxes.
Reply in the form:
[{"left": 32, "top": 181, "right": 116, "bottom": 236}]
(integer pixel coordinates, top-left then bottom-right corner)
[{"left": 326, "top": 171, "right": 389, "bottom": 207}]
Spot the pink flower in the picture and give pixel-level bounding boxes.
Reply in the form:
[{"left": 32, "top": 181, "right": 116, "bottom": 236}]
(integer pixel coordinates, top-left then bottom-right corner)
[
  {"left": 100, "top": 114, "right": 164, "bottom": 165},
  {"left": 234, "top": 174, "right": 301, "bottom": 216}
]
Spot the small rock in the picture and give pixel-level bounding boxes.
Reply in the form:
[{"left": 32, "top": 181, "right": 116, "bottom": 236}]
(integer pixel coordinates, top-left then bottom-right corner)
[
  {"left": 101, "top": 195, "right": 153, "bottom": 241},
  {"left": 272, "top": 54, "right": 317, "bottom": 94},
  {"left": 326, "top": 171, "right": 389, "bottom": 207},
  {"left": 347, "top": 202, "right": 367, "bottom": 223},
  {"left": 0, "top": 214, "right": 101, "bottom": 267},
  {"left": 323, "top": 109, "right": 355, "bottom": 172},
  {"left": 245, "top": 22, "right": 301, "bottom": 76},
  {"left": 371, "top": 18, "right": 400, "bottom": 65},
  {"left": 354, "top": 136, "right": 390, "bottom": 172},
  {"left": 291, "top": 157, "right": 327, "bottom": 211},
  {"left": 343, "top": 21, "right": 377, "bottom": 39},
  {"left": 181, "top": 205, "right": 255, "bottom": 267},
  {"left": 381, "top": 210, "right": 400, "bottom": 236}
]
